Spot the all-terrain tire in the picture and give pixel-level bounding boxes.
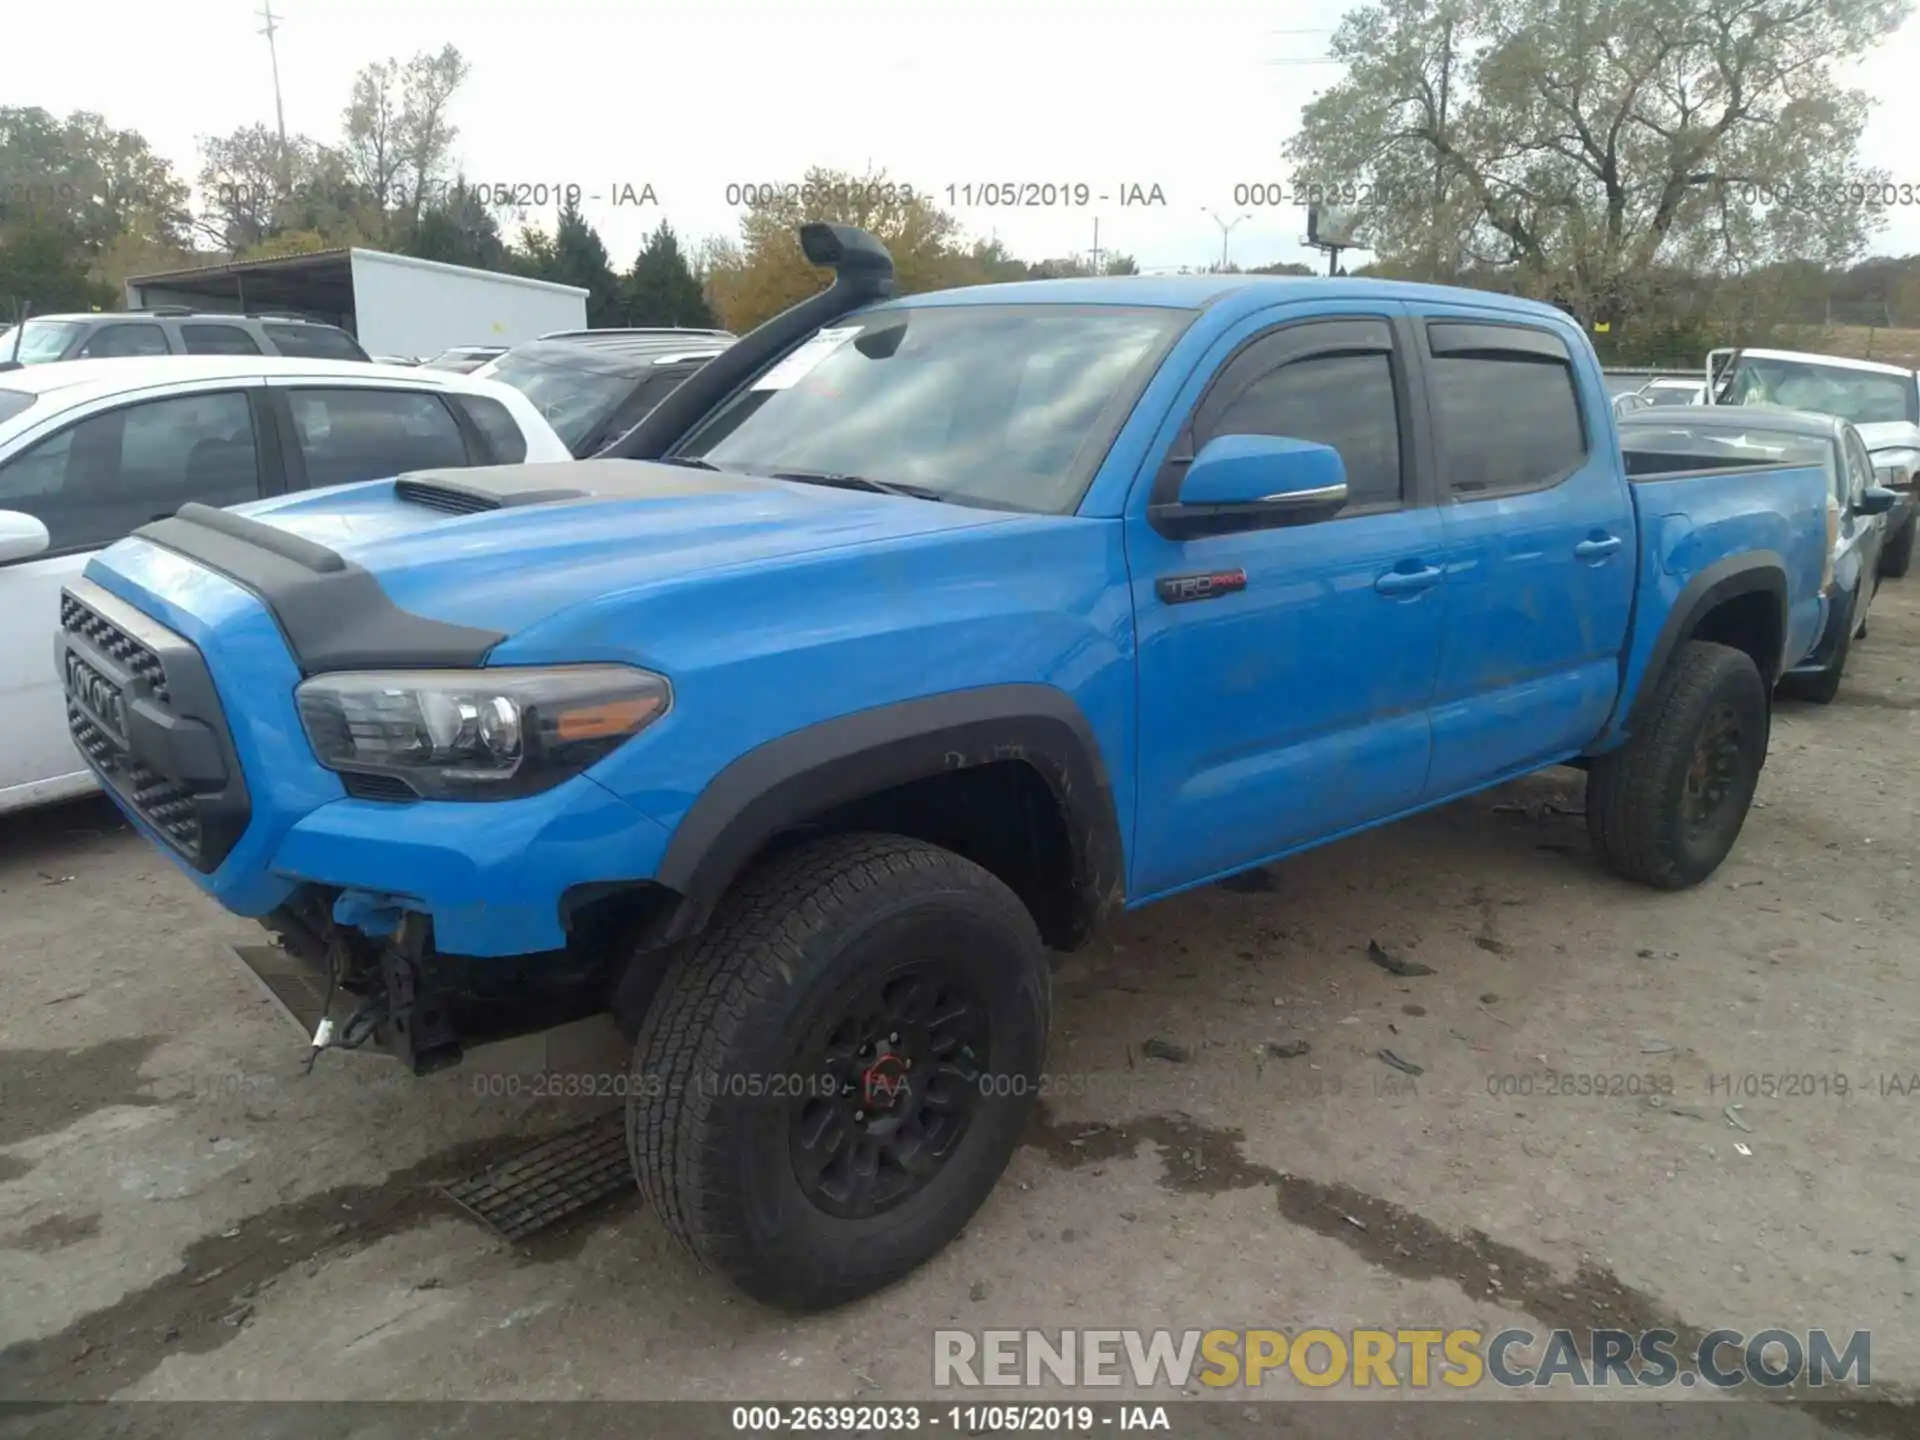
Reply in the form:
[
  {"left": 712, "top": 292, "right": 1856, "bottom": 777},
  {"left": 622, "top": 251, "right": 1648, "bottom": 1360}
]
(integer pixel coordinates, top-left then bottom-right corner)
[
  {"left": 1882, "top": 514, "right": 1916, "bottom": 579},
  {"left": 626, "top": 832, "right": 1049, "bottom": 1311},
  {"left": 1587, "top": 640, "right": 1769, "bottom": 890}
]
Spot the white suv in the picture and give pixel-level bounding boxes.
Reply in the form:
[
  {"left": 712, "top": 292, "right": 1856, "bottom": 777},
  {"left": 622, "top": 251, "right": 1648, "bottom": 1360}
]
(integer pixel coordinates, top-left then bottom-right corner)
[{"left": 0, "top": 356, "right": 570, "bottom": 815}]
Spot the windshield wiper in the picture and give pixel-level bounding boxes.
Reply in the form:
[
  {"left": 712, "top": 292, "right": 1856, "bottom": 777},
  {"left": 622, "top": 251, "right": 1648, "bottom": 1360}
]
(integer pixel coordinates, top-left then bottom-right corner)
[
  {"left": 654, "top": 455, "right": 720, "bottom": 470},
  {"left": 767, "top": 469, "right": 948, "bottom": 502}
]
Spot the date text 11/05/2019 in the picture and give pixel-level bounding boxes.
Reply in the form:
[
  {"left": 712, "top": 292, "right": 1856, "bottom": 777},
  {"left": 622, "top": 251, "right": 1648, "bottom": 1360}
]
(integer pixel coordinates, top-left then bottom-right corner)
[
  {"left": 940, "top": 183, "right": 1168, "bottom": 208},
  {"left": 207, "top": 180, "right": 658, "bottom": 211}
]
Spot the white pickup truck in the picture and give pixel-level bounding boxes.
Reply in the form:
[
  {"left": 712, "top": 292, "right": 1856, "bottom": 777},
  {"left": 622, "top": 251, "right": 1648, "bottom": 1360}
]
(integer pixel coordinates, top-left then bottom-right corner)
[{"left": 1707, "top": 346, "right": 1919, "bottom": 578}]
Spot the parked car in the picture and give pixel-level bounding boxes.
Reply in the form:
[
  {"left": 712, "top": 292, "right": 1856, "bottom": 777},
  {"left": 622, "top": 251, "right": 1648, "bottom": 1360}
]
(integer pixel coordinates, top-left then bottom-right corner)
[
  {"left": 1619, "top": 405, "right": 1898, "bottom": 702},
  {"left": 1707, "top": 346, "right": 1919, "bottom": 578},
  {"left": 0, "top": 310, "right": 371, "bottom": 367},
  {"left": 419, "top": 346, "right": 507, "bottom": 374},
  {"left": 1635, "top": 376, "right": 1706, "bottom": 407},
  {"left": 0, "top": 356, "right": 569, "bottom": 816},
  {"left": 474, "top": 330, "right": 734, "bottom": 457},
  {"left": 66, "top": 224, "right": 1831, "bottom": 1312}
]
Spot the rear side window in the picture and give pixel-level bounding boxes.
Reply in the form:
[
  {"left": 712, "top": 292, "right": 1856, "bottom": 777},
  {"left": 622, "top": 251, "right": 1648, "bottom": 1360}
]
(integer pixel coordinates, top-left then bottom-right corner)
[
  {"left": 77, "top": 323, "right": 170, "bottom": 359},
  {"left": 286, "top": 387, "right": 470, "bottom": 488},
  {"left": 264, "top": 323, "right": 369, "bottom": 361},
  {"left": 1428, "top": 326, "right": 1587, "bottom": 498},
  {"left": 182, "top": 324, "right": 263, "bottom": 356},
  {"left": 451, "top": 394, "right": 528, "bottom": 463}
]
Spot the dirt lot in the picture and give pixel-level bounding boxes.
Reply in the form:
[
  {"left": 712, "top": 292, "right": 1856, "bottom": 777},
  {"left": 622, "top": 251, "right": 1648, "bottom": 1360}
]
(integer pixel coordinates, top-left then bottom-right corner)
[{"left": 2, "top": 584, "right": 1918, "bottom": 1435}]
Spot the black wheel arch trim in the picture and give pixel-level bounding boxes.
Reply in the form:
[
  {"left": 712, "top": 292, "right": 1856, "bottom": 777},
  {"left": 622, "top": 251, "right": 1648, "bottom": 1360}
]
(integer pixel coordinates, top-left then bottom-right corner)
[
  {"left": 132, "top": 503, "right": 507, "bottom": 675},
  {"left": 652, "top": 685, "right": 1127, "bottom": 947},
  {"left": 1623, "top": 552, "right": 1789, "bottom": 736}
]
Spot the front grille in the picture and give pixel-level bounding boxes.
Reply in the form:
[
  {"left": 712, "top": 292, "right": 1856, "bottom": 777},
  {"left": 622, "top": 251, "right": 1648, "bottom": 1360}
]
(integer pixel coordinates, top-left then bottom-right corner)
[
  {"left": 59, "top": 582, "right": 249, "bottom": 872},
  {"left": 60, "top": 591, "right": 169, "bottom": 704},
  {"left": 69, "top": 706, "right": 204, "bottom": 851},
  {"left": 394, "top": 478, "right": 499, "bottom": 515}
]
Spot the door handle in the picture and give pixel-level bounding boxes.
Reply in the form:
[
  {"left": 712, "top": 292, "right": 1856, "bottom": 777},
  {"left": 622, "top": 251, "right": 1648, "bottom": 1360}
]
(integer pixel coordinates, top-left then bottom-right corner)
[
  {"left": 1374, "top": 564, "right": 1441, "bottom": 596},
  {"left": 1575, "top": 534, "right": 1623, "bottom": 560}
]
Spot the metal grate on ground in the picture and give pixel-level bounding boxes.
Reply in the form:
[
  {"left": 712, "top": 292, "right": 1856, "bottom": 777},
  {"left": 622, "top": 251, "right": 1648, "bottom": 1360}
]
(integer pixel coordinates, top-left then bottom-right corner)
[
  {"left": 442, "top": 1109, "right": 632, "bottom": 1242},
  {"left": 230, "top": 942, "right": 347, "bottom": 1039}
]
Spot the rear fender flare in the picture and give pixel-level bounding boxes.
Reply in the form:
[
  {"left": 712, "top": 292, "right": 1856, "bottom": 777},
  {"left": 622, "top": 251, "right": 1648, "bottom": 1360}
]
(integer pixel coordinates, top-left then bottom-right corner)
[{"left": 1620, "top": 553, "right": 1788, "bottom": 738}]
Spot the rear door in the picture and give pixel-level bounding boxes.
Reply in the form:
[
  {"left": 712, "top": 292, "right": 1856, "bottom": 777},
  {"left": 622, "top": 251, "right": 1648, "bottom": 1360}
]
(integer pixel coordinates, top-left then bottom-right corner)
[
  {"left": 0, "top": 383, "right": 275, "bottom": 803},
  {"left": 1411, "top": 313, "right": 1636, "bottom": 798}
]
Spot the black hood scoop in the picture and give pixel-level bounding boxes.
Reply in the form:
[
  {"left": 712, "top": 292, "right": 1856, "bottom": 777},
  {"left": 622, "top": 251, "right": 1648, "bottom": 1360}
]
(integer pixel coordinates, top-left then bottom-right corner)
[{"left": 391, "top": 460, "right": 782, "bottom": 515}]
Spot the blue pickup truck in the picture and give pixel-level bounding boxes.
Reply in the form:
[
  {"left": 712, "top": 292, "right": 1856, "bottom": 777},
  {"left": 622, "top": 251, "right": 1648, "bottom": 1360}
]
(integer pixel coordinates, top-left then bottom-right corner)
[{"left": 60, "top": 225, "right": 1829, "bottom": 1310}]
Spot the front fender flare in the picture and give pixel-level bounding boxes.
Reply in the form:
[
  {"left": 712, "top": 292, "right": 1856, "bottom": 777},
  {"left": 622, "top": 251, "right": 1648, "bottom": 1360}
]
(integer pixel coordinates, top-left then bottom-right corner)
[{"left": 653, "top": 684, "right": 1125, "bottom": 945}]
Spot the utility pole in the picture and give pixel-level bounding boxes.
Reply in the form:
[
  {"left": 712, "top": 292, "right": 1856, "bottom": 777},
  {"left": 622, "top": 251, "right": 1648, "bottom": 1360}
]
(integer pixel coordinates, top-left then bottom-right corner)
[
  {"left": 258, "top": 1, "right": 290, "bottom": 196},
  {"left": 1431, "top": 12, "right": 1454, "bottom": 282},
  {"left": 1090, "top": 216, "right": 1101, "bottom": 276},
  {"left": 1204, "top": 209, "right": 1248, "bottom": 271}
]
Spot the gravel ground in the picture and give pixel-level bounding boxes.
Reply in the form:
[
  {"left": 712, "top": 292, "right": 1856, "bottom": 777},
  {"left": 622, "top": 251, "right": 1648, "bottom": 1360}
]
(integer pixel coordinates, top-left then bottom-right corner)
[{"left": 1, "top": 583, "right": 1917, "bottom": 1436}]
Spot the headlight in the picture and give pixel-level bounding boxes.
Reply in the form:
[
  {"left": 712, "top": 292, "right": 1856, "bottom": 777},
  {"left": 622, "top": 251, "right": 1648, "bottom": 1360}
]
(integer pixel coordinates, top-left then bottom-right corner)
[
  {"left": 295, "top": 665, "right": 670, "bottom": 800},
  {"left": 1872, "top": 448, "right": 1920, "bottom": 487}
]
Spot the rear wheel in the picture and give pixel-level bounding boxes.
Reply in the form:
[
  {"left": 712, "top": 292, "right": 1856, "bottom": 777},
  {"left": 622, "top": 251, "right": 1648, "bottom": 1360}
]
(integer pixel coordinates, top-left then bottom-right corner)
[
  {"left": 1882, "top": 514, "right": 1916, "bottom": 579},
  {"left": 627, "top": 832, "right": 1049, "bottom": 1310},
  {"left": 1588, "top": 640, "right": 1769, "bottom": 889}
]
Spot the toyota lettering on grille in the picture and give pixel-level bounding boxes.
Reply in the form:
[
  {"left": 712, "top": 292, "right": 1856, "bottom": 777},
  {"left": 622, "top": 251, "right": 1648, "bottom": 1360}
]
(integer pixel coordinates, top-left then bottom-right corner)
[{"left": 65, "top": 651, "right": 128, "bottom": 741}]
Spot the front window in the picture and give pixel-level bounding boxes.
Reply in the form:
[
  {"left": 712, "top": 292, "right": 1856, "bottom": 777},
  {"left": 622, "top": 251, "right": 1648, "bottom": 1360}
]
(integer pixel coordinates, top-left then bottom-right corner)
[
  {"left": 674, "top": 304, "right": 1193, "bottom": 513},
  {"left": 482, "top": 351, "right": 639, "bottom": 455},
  {"left": 0, "top": 320, "right": 84, "bottom": 365},
  {"left": 1716, "top": 356, "right": 1917, "bottom": 425}
]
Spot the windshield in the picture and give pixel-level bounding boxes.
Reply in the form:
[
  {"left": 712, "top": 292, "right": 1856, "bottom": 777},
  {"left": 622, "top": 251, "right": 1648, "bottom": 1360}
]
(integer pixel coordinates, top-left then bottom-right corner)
[
  {"left": 0, "top": 321, "right": 84, "bottom": 366},
  {"left": 1716, "top": 356, "right": 1917, "bottom": 425},
  {"left": 1642, "top": 385, "right": 1699, "bottom": 407},
  {"left": 674, "top": 304, "right": 1192, "bottom": 513},
  {"left": 480, "top": 351, "right": 637, "bottom": 454}
]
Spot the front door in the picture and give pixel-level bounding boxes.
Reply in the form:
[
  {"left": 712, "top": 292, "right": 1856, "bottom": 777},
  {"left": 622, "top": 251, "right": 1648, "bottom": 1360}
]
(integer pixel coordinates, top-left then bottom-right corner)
[
  {"left": 1126, "top": 310, "right": 1447, "bottom": 897},
  {"left": 0, "top": 387, "right": 269, "bottom": 806}
]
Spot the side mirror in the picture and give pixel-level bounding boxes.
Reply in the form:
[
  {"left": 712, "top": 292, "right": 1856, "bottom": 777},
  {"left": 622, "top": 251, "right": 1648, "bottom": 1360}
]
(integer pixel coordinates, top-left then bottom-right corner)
[
  {"left": 1155, "top": 435, "right": 1348, "bottom": 538},
  {"left": 0, "top": 509, "right": 50, "bottom": 563},
  {"left": 1858, "top": 485, "right": 1899, "bottom": 517}
]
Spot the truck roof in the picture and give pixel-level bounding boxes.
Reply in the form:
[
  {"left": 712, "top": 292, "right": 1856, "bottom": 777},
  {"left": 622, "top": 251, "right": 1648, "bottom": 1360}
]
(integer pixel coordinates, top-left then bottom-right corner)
[{"left": 886, "top": 274, "right": 1583, "bottom": 324}]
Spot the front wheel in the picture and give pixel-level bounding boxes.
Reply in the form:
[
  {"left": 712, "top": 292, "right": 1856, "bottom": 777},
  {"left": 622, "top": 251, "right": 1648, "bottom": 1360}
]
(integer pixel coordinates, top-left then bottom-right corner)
[
  {"left": 1587, "top": 640, "right": 1769, "bottom": 889},
  {"left": 627, "top": 833, "right": 1049, "bottom": 1310},
  {"left": 1777, "top": 621, "right": 1850, "bottom": 705},
  {"left": 1882, "top": 514, "right": 1916, "bottom": 579}
]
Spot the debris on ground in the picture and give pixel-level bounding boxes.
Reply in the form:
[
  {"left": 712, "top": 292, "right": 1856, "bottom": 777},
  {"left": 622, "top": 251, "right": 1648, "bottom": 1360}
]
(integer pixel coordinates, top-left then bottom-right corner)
[
  {"left": 1142, "top": 1036, "right": 1191, "bottom": 1063},
  {"left": 1264, "top": 1039, "right": 1311, "bottom": 1059},
  {"left": 1480, "top": 993, "right": 1500, "bottom": 1005},
  {"left": 1342, "top": 1213, "right": 1368, "bottom": 1231},
  {"left": 1402, "top": 1004, "right": 1427, "bottom": 1016},
  {"left": 1724, "top": 1105, "right": 1753, "bottom": 1133},
  {"left": 1636, "top": 948, "right": 1680, "bottom": 960},
  {"left": 969, "top": 1281, "right": 988, "bottom": 1303},
  {"left": 1641, "top": 1039, "right": 1674, "bottom": 1054},
  {"left": 1378, "top": 1048, "right": 1425, "bottom": 1076},
  {"left": 1368, "top": 940, "right": 1436, "bottom": 977},
  {"left": 1734, "top": 1142, "right": 1753, "bottom": 1157}
]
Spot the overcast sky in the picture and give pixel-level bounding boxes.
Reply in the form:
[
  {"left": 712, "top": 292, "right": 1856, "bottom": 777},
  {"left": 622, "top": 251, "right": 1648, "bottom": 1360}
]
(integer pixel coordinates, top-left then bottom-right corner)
[{"left": 16, "top": 0, "right": 1920, "bottom": 272}]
